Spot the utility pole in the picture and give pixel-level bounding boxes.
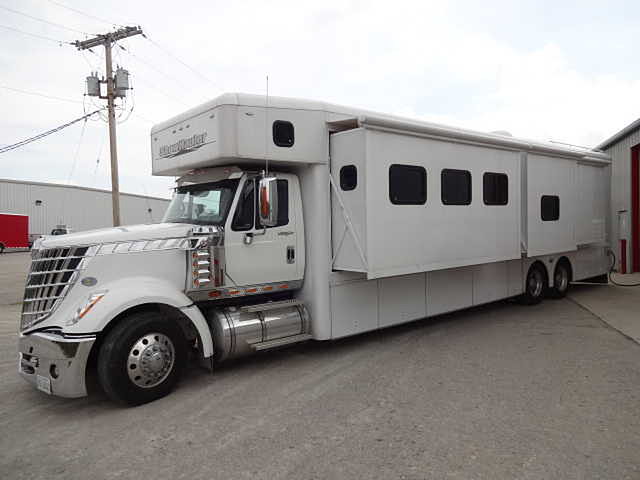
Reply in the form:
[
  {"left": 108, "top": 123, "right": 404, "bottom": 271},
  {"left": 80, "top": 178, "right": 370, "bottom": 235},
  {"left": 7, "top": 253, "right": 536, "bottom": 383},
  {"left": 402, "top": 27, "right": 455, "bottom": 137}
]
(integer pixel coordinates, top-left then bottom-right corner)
[{"left": 74, "top": 26, "right": 143, "bottom": 226}]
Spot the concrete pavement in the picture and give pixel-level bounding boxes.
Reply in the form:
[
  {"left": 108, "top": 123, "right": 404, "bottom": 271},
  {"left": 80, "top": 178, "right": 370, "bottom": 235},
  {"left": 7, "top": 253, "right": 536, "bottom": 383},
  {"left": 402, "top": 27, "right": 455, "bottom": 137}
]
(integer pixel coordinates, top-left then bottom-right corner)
[
  {"left": 0, "top": 252, "right": 639, "bottom": 479},
  {"left": 569, "top": 273, "right": 640, "bottom": 344}
]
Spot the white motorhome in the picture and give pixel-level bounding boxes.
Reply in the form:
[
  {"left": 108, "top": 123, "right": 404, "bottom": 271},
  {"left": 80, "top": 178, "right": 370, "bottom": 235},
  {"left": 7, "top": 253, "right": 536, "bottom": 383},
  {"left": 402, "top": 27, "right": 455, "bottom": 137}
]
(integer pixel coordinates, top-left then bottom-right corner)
[{"left": 18, "top": 93, "right": 611, "bottom": 405}]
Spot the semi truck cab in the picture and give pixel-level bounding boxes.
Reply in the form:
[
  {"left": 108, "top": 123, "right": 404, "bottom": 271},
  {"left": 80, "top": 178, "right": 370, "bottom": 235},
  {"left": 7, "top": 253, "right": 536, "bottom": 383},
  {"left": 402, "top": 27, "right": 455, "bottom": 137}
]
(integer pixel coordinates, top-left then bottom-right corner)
[{"left": 18, "top": 165, "right": 309, "bottom": 403}]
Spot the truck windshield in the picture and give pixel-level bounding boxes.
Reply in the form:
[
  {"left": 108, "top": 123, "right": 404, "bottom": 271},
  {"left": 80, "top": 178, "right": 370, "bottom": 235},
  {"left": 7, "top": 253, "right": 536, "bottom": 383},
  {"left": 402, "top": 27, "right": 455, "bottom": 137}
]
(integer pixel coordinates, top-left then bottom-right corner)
[{"left": 162, "top": 179, "right": 239, "bottom": 226}]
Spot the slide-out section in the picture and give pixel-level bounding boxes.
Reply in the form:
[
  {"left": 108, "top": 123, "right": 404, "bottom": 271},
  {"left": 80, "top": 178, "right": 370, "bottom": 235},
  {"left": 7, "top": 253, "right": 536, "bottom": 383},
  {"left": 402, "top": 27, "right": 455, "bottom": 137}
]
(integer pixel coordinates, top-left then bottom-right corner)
[
  {"left": 524, "top": 155, "right": 608, "bottom": 257},
  {"left": 330, "top": 128, "right": 522, "bottom": 280}
]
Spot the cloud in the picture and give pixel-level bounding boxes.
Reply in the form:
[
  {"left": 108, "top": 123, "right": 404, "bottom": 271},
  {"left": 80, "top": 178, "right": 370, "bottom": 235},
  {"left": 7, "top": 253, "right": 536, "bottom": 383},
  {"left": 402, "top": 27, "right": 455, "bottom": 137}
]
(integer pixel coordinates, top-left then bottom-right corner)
[{"left": 1, "top": 0, "right": 639, "bottom": 200}]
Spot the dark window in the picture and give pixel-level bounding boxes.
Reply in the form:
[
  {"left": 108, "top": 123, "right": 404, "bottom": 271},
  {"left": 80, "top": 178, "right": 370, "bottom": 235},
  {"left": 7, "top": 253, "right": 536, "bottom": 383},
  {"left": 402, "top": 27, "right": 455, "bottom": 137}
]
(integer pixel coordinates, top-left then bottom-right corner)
[
  {"left": 441, "top": 169, "right": 472, "bottom": 205},
  {"left": 273, "top": 120, "right": 294, "bottom": 147},
  {"left": 389, "top": 164, "right": 427, "bottom": 205},
  {"left": 231, "top": 179, "right": 255, "bottom": 231},
  {"left": 340, "top": 165, "right": 357, "bottom": 191},
  {"left": 541, "top": 195, "right": 560, "bottom": 221},
  {"left": 256, "top": 179, "right": 289, "bottom": 228},
  {"left": 483, "top": 172, "right": 508, "bottom": 205}
]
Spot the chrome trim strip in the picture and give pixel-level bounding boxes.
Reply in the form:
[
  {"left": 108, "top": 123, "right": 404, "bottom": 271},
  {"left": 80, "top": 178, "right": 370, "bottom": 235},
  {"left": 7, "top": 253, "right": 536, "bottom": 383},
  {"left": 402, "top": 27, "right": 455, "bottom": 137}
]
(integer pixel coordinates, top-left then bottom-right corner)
[
  {"left": 23, "top": 295, "right": 64, "bottom": 303},
  {"left": 25, "top": 281, "right": 74, "bottom": 289},
  {"left": 31, "top": 255, "right": 88, "bottom": 263},
  {"left": 29, "top": 269, "right": 78, "bottom": 276},
  {"left": 186, "top": 279, "right": 303, "bottom": 302}
]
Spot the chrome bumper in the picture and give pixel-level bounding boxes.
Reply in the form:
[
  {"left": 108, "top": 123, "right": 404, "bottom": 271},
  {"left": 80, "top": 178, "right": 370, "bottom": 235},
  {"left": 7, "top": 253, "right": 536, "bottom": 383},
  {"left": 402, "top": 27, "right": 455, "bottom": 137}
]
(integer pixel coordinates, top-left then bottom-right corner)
[{"left": 18, "top": 331, "right": 96, "bottom": 398}]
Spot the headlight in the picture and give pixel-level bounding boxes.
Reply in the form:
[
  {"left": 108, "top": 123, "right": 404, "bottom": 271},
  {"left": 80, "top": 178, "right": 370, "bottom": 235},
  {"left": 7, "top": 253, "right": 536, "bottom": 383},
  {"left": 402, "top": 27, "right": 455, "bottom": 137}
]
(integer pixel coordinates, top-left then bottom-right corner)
[{"left": 67, "top": 291, "right": 107, "bottom": 326}]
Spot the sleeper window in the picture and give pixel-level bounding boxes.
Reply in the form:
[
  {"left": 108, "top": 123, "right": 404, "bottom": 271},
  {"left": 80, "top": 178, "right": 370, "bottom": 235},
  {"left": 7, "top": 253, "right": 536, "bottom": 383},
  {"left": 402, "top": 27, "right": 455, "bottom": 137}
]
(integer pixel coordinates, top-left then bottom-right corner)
[
  {"left": 483, "top": 172, "right": 508, "bottom": 205},
  {"left": 441, "top": 169, "right": 472, "bottom": 205},
  {"left": 541, "top": 195, "right": 560, "bottom": 221},
  {"left": 273, "top": 120, "right": 294, "bottom": 147},
  {"left": 340, "top": 165, "right": 357, "bottom": 191},
  {"left": 389, "top": 164, "right": 427, "bottom": 205}
]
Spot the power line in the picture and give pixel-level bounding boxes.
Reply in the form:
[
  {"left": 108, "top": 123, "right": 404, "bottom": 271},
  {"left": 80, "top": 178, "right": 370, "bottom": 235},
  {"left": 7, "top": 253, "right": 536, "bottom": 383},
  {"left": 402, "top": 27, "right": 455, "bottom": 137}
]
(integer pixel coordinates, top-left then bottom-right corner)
[
  {"left": 130, "top": 74, "right": 190, "bottom": 107},
  {"left": 143, "top": 34, "right": 222, "bottom": 91},
  {"left": 0, "top": 84, "right": 83, "bottom": 104},
  {"left": 0, "top": 4, "right": 88, "bottom": 35},
  {"left": 0, "top": 109, "right": 103, "bottom": 154},
  {"left": 66, "top": 116, "right": 89, "bottom": 183},
  {"left": 117, "top": 44, "right": 191, "bottom": 92},
  {"left": 130, "top": 111, "right": 155, "bottom": 125},
  {"left": 44, "top": 0, "right": 127, "bottom": 28},
  {"left": 0, "top": 23, "right": 70, "bottom": 44}
]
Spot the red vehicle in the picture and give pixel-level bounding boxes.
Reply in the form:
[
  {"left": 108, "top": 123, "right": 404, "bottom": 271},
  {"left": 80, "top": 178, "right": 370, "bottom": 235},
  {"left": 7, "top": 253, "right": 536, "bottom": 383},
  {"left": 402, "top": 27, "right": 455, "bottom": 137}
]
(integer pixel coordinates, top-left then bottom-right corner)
[{"left": 0, "top": 213, "right": 29, "bottom": 253}]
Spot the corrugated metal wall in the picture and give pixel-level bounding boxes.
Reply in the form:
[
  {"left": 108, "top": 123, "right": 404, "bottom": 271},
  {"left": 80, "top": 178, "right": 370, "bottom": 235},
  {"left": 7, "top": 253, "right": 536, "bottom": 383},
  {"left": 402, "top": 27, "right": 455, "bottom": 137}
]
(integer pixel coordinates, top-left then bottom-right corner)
[
  {"left": 0, "top": 179, "right": 170, "bottom": 235},
  {"left": 603, "top": 129, "right": 640, "bottom": 265}
]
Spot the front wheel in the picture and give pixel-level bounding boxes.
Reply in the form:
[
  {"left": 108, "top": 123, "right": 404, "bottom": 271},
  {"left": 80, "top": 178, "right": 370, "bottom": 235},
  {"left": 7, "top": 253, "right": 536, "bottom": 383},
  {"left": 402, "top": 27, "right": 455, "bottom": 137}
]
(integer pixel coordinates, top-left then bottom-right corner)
[
  {"left": 520, "top": 263, "right": 547, "bottom": 305},
  {"left": 97, "top": 312, "right": 187, "bottom": 406}
]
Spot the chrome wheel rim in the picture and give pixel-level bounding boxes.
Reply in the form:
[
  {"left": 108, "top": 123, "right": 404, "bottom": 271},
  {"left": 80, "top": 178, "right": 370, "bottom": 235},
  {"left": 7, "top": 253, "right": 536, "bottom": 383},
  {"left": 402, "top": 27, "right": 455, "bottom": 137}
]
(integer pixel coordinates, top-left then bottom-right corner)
[
  {"left": 528, "top": 270, "right": 544, "bottom": 298},
  {"left": 127, "top": 333, "right": 175, "bottom": 388},
  {"left": 555, "top": 267, "right": 569, "bottom": 292}
]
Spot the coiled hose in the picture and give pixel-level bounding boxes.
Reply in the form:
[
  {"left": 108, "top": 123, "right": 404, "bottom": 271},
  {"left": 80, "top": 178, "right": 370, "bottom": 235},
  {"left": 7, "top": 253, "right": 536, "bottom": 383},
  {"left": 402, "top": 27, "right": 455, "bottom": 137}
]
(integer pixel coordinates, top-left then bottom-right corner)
[{"left": 607, "top": 249, "right": 640, "bottom": 287}]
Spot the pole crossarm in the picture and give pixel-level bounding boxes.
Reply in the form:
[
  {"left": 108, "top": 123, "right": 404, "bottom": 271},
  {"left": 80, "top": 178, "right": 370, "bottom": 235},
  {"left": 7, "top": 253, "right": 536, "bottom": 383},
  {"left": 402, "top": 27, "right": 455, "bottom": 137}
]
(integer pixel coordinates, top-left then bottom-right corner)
[{"left": 74, "top": 26, "right": 142, "bottom": 50}]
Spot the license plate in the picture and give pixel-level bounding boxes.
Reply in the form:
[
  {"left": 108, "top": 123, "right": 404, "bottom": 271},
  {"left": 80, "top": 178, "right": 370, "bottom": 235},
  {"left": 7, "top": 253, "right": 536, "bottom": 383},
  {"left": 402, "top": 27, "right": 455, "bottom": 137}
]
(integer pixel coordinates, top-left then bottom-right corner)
[{"left": 36, "top": 375, "right": 51, "bottom": 394}]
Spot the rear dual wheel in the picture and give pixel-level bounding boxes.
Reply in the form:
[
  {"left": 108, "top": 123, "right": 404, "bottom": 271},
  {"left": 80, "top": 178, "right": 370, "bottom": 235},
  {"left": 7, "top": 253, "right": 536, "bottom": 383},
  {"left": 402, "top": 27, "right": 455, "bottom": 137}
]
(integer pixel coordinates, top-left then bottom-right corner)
[
  {"left": 520, "top": 263, "right": 547, "bottom": 305},
  {"left": 548, "top": 261, "right": 571, "bottom": 299},
  {"left": 520, "top": 260, "right": 571, "bottom": 305}
]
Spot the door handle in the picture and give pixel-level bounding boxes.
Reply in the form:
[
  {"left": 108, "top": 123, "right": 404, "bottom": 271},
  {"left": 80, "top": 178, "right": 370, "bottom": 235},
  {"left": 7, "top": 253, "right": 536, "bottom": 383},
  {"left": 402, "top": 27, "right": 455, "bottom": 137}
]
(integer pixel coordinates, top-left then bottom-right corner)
[{"left": 286, "top": 246, "right": 295, "bottom": 264}]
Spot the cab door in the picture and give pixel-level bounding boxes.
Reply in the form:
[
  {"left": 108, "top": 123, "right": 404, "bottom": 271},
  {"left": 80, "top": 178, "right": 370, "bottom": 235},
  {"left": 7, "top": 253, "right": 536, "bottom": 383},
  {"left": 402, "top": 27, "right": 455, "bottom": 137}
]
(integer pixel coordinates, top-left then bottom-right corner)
[{"left": 224, "top": 174, "right": 300, "bottom": 286}]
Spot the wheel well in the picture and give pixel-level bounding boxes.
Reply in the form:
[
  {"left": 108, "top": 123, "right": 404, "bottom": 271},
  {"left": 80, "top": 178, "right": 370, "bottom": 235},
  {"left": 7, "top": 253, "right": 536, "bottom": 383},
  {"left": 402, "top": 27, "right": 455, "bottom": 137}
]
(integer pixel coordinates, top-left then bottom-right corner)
[{"left": 87, "top": 303, "right": 202, "bottom": 370}]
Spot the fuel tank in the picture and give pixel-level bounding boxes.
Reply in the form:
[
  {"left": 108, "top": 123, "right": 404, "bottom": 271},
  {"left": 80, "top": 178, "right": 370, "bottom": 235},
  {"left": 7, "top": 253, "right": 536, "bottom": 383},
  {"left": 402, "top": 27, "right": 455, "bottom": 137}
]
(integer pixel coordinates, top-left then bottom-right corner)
[{"left": 208, "top": 299, "right": 310, "bottom": 361}]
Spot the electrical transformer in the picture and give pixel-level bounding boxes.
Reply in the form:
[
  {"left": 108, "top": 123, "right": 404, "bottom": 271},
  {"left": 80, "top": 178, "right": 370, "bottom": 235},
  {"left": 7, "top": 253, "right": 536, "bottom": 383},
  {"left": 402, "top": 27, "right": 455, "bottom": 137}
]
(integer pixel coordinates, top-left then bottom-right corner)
[
  {"left": 86, "top": 73, "right": 100, "bottom": 97},
  {"left": 115, "top": 68, "right": 130, "bottom": 98}
]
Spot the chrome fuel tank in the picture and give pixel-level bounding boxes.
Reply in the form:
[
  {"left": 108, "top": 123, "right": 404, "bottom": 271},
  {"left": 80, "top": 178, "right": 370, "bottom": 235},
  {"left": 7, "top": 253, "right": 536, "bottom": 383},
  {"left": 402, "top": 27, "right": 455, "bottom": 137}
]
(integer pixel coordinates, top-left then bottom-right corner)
[{"left": 209, "top": 300, "right": 310, "bottom": 362}]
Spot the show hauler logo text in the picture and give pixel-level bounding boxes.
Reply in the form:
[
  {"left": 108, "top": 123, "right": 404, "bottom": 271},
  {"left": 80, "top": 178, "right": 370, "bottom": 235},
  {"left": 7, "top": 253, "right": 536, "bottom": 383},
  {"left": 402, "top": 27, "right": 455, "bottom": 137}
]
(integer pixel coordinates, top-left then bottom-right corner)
[{"left": 159, "top": 132, "right": 208, "bottom": 158}]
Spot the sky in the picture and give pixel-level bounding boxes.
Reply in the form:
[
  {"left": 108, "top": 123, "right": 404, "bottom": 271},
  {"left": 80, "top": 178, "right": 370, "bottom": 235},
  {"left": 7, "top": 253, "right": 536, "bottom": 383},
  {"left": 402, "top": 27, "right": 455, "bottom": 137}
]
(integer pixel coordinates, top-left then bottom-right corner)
[{"left": 1, "top": 0, "right": 639, "bottom": 199}]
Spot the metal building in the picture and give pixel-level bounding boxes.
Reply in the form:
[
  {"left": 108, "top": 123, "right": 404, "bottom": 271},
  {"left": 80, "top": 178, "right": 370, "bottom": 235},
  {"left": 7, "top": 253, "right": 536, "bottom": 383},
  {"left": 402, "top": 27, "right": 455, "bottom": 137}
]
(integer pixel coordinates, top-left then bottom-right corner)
[
  {"left": 597, "top": 119, "right": 640, "bottom": 273},
  {"left": 0, "top": 178, "right": 170, "bottom": 239}
]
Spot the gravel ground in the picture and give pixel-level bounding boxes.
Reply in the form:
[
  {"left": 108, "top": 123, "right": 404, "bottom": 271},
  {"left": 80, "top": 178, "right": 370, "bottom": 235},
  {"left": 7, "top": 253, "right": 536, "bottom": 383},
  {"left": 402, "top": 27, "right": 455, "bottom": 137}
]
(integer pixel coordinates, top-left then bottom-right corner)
[{"left": 1, "top": 252, "right": 639, "bottom": 480}]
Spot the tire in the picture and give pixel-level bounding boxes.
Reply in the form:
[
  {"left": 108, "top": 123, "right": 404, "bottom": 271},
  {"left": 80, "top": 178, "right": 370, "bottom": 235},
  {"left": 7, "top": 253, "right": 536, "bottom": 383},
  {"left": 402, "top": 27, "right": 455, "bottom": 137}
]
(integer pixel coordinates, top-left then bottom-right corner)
[
  {"left": 97, "top": 312, "right": 187, "bottom": 406},
  {"left": 520, "top": 263, "right": 547, "bottom": 305},
  {"left": 0, "top": 243, "right": 5, "bottom": 254},
  {"left": 549, "top": 260, "right": 571, "bottom": 299}
]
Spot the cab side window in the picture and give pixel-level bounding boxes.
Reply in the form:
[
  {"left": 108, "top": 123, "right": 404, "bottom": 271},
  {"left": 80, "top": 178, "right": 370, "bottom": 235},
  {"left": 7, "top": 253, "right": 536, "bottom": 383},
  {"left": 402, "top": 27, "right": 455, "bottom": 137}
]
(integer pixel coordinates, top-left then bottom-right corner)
[{"left": 231, "top": 179, "right": 255, "bottom": 231}]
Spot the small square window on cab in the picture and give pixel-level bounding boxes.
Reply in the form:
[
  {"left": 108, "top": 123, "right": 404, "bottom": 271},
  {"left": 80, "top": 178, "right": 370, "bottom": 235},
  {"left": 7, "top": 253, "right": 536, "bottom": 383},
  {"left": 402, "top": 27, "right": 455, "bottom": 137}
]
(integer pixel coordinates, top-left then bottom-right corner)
[{"left": 273, "top": 120, "right": 294, "bottom": 147}]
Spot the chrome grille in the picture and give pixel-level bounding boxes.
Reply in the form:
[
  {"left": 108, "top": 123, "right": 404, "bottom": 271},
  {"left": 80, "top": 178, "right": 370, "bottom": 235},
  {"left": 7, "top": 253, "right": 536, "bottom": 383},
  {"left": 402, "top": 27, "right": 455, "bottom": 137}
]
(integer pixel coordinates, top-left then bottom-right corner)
[{"left": 21, "top": 246, "right": 94, "bottom": 331}]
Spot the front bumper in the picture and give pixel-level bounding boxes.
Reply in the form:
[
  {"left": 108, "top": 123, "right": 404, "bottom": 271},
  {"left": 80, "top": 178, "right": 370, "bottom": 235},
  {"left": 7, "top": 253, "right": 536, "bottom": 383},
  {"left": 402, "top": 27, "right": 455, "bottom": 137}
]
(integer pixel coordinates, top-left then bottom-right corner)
[{"left": 18, "top": 331, "right": 96, "bottom": 398}]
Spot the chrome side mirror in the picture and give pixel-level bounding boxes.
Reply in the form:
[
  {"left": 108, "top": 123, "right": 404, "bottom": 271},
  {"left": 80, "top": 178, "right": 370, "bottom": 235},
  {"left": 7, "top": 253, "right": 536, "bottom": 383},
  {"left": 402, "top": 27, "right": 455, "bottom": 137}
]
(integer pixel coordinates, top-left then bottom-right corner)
[{"left": 258, "top": 176, "right": 278, "bottom": 227}]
